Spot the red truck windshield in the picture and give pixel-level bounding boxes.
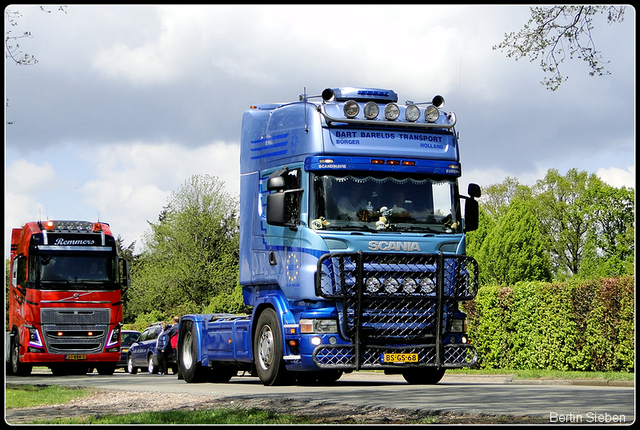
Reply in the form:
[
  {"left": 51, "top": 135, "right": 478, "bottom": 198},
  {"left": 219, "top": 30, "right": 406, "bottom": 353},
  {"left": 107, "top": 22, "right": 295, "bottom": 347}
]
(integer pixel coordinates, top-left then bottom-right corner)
[{"left": 33, "top": 253, "right": 120, "bottom": 289}]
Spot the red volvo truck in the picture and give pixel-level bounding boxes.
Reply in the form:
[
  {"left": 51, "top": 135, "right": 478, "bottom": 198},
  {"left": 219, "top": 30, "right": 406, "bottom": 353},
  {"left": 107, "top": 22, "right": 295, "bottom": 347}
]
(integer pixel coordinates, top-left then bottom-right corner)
[{"left": 6, "top": 220, "right": 130, "bottom": 376}]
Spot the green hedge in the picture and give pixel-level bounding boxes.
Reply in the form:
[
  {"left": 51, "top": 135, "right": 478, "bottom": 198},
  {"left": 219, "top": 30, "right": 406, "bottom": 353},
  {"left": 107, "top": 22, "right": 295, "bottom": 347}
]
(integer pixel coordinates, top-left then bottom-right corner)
[{"left": 462, "top": 276, "right": 634, "bottom": 372}]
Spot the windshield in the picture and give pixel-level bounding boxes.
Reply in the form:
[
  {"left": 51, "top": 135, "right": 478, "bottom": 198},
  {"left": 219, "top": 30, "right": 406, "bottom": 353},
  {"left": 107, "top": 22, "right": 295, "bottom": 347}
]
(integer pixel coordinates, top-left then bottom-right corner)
[
  {"left": 311, "top": 173, "right": 461, "bottom": 234},
  {"left": 32, "top": 253, "right": 120, "bottom": 289}
]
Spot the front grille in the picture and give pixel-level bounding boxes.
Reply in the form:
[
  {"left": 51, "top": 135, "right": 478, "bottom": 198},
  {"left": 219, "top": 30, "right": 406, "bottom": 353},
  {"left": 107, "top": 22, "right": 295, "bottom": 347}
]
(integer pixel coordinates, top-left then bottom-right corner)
[
  {"left": 313, "top": 343, "right": 477, "bottom": 369},
  {"left": 315, "top": 252, "right": 478, "bottom": 369},
  {"left": 40, "top": 308, "right": 111, "bottom": 354}
]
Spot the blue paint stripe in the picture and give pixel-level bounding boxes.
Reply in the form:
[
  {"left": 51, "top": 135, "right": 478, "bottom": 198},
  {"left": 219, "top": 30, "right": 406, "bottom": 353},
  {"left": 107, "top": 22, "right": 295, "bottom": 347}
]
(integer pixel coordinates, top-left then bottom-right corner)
[
  {"left": 250, "top": 133, "right": 289, "bottom": 144},
  {"left": 250, "top": 140, "right": 288, "bottom": 152}
]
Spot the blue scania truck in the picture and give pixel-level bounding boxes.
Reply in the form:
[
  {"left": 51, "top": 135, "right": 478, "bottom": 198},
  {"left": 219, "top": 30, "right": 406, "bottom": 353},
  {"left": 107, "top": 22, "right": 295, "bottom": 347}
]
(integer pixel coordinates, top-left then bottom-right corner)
[{"left": 178, "top": 87, "right": 481, "bottom": 386}]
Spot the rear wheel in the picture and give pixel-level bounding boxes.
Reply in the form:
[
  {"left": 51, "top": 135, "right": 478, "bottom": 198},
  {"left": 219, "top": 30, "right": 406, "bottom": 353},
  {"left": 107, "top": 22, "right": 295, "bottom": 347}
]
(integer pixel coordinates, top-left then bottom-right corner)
[
  {"left": 253, "top": 308, "right": 291, "bottom": 386},
  {"left": 179, "top": 320, "right": 208, "bottom": 383},
  {"left": 402, "top": 368, "right": 446, "bottom": 385}
]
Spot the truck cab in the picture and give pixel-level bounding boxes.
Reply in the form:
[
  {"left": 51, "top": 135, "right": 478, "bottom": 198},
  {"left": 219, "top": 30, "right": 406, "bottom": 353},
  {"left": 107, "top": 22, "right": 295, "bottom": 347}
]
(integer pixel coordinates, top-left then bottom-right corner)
[{"left": 179, "top": 87, "right": 480, "bottom": 386}]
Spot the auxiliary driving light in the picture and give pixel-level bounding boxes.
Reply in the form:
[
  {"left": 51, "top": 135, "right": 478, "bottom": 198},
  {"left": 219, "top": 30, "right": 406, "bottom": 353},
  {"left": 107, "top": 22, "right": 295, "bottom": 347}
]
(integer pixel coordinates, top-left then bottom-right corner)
[
  {"left": 425, "top": 105, "right": 439, "bottom": 123},
  {"left": 384, "top": 103, "right": 400, "bottom": 121},
  {"left": 343, "top": 100, "right": 359, "bottom": 118},
  {"left": 363, "top": 101, "right": 379, "bottom": 120},
  {"left": 365, "top": 277, "right": 382, "bottom": 293},
  {"left": 401, "top": 278, "right": 418, "bottom": 294},
  {"left": 419, "top": 277, "right": 436, "bottom": 294},
  {"left": 405, "top": 104, "right": 420, "bottom": 122},
  {"left": 383, "top": 277, "right": 400, "bottom": 294}
]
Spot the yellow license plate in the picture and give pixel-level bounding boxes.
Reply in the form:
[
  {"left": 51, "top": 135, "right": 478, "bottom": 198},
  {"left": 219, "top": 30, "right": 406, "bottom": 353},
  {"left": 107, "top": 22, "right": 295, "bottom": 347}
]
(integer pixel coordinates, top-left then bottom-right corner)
[
  {"left": 382, "top": 353, "right": 419, "bottom": 363},
  {"left": 65, "top": 354, "right": 87, "bottom": 360}
]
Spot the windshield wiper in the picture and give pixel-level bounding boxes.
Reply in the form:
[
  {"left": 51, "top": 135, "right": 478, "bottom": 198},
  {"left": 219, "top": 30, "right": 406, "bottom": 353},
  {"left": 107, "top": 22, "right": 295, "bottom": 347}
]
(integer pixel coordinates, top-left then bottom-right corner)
[
  {"left": 386, "top": 225, "right": 440, "bottom": 233},
  {"left": 326, "top": 225, "right": 378, "bottom": 233}
]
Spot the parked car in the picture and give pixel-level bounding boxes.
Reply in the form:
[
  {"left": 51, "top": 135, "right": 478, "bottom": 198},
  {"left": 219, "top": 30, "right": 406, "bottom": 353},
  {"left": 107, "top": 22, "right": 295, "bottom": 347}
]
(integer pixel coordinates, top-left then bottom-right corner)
[
  {"left": 127, "top": 322, "right": 177, "bottom": 374},
  {"left": 117, "top": 330, "right": 141, "bottom": 370}
]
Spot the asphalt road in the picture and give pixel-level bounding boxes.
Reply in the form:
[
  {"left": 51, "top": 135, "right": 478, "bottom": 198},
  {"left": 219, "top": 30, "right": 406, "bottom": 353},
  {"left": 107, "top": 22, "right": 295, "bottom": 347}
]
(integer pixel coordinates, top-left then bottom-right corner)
[{"left": 6, "top": 369, "right": 635, "bottom": 423}]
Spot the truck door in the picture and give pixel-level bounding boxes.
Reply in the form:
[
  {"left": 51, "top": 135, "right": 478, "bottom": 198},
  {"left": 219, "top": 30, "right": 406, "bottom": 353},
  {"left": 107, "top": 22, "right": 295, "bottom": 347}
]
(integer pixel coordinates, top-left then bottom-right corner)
[{"left": 260, "top": 166, "right": 304, "bottom": 296}]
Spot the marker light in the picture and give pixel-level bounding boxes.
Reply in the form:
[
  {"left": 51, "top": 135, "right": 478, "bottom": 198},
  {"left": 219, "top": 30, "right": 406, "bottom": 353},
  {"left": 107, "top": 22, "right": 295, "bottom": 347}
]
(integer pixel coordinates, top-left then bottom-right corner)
[
  {"left": 405, "top": 104, "right": 420, "bottom": 122},
  {"left": 363, "top": 101, "right": 379, "bottom": 120},
  {"left": 344, "top": 100, "right": 359, "bottom": 118},
  {"left": 425, "top": 105, "right": 439, "bottom": 123},
  {"left": 384, "top": 103, "right": 400, "bottom": 121}
]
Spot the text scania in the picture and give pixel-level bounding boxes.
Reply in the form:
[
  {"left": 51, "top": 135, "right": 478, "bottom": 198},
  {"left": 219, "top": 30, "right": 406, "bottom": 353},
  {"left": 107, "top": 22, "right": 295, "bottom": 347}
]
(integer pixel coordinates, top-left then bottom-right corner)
[{"left": 368, "top": 241, "right": 421, "bottom": 252}]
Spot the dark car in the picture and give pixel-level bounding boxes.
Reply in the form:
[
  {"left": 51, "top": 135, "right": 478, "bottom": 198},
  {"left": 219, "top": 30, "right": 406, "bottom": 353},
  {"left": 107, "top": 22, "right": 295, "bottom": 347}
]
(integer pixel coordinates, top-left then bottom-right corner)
[
  {"left": 127, "top": 322, "right": 177, "bottom": 374},
  {"left": 117, "top": 330, "right": 141, "bottom": 369}
]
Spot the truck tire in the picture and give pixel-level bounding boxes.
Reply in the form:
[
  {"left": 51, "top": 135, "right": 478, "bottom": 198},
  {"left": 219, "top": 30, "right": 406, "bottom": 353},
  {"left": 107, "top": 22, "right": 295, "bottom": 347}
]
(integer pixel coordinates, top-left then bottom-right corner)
[
  {"left": 253, "top": 308, "right": 291, "bottom": 386},
  {"left": 127, "top": 355, "right": 137, "bottom": 374},
  {"left": 10, "top": 336, "right": 32, "bottom": 376},
  {"left": 402, "top": 368, "right": 446, "bottom": 384},
  {"left": 179, "top": 320, "right": 208, "bottom": 383},
  {"left": 96, "top": 363, "right": 116, "bottom": 375}
]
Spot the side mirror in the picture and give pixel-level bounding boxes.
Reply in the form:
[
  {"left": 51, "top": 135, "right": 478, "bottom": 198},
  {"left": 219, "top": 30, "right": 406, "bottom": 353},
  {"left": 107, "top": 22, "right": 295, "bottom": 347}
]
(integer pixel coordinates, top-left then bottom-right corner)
[
  {"left": 463, "top": 183, "right": 481, "bottom": 232},
  {"left": 468, "top": 183, "right": 481, "bottom": 199},
  {"left": 267, "top": 176, "right": 286, "bottom": 191},
  {"left": 119, "top": 258, "right": 130, "bottom": 293},
  {"left": 267, "top": 189, "right": 302, "bottom": 228}
]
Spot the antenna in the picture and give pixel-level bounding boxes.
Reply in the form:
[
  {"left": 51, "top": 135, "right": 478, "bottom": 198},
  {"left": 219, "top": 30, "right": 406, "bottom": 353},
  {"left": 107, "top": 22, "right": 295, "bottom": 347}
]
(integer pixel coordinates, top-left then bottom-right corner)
[{"left": 303, "top": 86, "right": 309, "bottom": 133}]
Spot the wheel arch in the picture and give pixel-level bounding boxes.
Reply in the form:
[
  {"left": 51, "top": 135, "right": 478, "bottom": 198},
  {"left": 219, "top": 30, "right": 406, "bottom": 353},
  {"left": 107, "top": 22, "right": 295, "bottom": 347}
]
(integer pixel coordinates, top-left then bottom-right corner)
[{"left": 249, "top": 290, "right": 295, "bottom": 360}]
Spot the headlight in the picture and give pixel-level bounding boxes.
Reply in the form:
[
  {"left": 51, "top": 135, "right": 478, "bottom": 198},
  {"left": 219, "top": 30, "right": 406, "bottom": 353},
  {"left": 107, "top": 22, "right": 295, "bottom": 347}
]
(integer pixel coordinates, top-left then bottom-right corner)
[
  {"left": 383, "top": 277, "right": 400, "bottom": 294},
  {"left": 344, "top": 100, "right": 359, "bottom": 118},
  {"left": 384, "top": 103, "right": 400, "bottom": 121},
  {"left": 419, "top": 277, "right": 436, "bottom": 294},
  {"left": 27, "top": 327, "right": 43, "bottom": 348},
  {"left": 300, "top": 319, "right": 338, "bottom": 334},
  {"left": 425, "top": 105, "right": 439, "bottom": 123},
  {"left": 363, "top": 101, "right": 379, "bottom": 120},
  {"left": 365, "top": 277, "right": 382, "bottom": 293},
  {"left": 405, "top": 104, "right": 420, "bottom": 122}
]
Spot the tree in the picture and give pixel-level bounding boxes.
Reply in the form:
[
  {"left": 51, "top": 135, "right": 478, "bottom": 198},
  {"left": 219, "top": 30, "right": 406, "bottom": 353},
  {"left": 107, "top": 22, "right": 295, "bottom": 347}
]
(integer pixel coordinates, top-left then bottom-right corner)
[
  {"left": 478, "top": 176, "right": 527, "bottom": 221},
  {"left": 125, "top": 175, "right": 240, "bottom": 320},
  {"left": 530, "top": 168, "right": 634, "bottom": 279},
  {"left": 476, "top": 197, "right": 552, "bottom": 286},
  {"left": 493, "top": 6, "right": 626, "bottom": 90}
]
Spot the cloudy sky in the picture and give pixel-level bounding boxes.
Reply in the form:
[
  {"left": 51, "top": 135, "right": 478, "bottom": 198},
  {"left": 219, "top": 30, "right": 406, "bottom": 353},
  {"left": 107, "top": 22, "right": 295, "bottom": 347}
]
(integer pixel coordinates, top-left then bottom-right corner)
[{"left": 4, "top": 5, "right": 635, "bottom": 258}]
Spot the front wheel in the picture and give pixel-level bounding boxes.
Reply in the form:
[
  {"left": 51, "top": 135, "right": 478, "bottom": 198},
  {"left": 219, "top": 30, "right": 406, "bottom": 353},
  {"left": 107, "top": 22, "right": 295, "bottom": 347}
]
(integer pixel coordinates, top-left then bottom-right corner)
[
  {"left": 402, "top": 368, "right": 446, "bottom": 385},
  {"left": 96, "top": 364, "right": 116, "bottom": 375},
  {"left": 179, "top": 320, "right": 208, "bottom": 383},
  {"left": 127, "top": 355, "right": 137, "bottom": 374},
  {"left": 11, "top": 337, "right": 32, "bottom": 376},
  {"left": 253, "top": 308, "right": 291, "bottom": 386}
]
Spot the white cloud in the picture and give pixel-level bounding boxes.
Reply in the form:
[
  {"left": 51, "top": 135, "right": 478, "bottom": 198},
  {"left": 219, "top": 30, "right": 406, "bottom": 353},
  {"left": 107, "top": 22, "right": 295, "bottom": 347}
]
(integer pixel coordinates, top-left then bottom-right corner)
[
  {"left": 77, "top": 141, "right": 240, "bottom": 250},
  {"left": 6, "top": 159, "right": 58, "bottom": 193},
  {"left": 597, "top": 166, "right": 635, "bottom": 189}
]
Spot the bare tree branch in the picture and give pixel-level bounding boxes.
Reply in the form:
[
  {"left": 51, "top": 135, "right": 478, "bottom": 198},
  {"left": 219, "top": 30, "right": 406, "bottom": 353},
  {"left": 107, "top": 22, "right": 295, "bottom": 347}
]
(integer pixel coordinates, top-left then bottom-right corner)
[{"left": 493, "top": 6, "right": 626, "bottom": 91}]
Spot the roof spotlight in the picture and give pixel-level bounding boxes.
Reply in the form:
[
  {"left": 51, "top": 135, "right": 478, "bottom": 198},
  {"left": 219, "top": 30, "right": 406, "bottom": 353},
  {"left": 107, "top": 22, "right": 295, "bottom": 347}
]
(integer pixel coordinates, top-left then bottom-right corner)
[
  {"left": 363, "top": 101, "right": 379, "bottom": 120},
  {"left": 344, "top": 100, "right": 359, "bottom": 118}
]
